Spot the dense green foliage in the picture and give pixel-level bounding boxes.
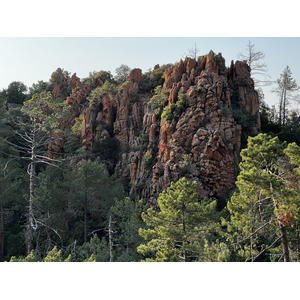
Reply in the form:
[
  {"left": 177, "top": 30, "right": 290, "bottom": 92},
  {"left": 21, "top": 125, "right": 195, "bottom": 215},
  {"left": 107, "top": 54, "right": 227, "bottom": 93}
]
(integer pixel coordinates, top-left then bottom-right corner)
[
  {"left": 259, "top": 66, "right": 300, "bottom": 145},
  {"left": 138, "top": 64, "right": 171, "bottom": 93},
  {"left": 148, "top": 85, "right": 170, "bottom": 112},
  {"left": 82, "top": 70, "right": 116, "bottom": 85},
  {"left": 260, "top": 99, "right": 300, "bottom": 145},
  {"left": 161, "top": 93, "right": 188, "bottom": 124},
  {"left": 137, "top": 178, "right": 225, "bottom": 262},
  {"left": 0, "top": 81, "right": 28, "bottom": 105},
  {"left": 87, "top": 81, "right": 119, "bottom": 101},
  {"left": 224, "top": 134, "right": 300, "bottom": 261}
]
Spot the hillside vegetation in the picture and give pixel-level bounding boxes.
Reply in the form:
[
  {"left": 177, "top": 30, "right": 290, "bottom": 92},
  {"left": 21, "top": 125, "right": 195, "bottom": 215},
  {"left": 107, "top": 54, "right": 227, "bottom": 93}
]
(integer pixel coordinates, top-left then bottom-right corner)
[{"left": 0, "top": 51, "right": 299, "bottom": 262}]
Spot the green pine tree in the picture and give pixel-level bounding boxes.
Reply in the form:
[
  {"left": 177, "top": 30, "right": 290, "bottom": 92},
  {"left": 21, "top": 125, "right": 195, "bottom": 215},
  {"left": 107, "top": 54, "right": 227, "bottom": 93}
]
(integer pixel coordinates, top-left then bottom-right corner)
[
  {"left": 76, "top": 234, "right": 110, "bottom": 262},
  {"left": 33, "top": 164, "right": 73, "bottom": 256},
  {"left": 110, "top": 197, "right": 144, "bottom": 261},
  {"left": 69, "top": 158, "right": 125, "bottom": 244},
  {"left": 137, "top": 177, "right": 219, "bottom": 262},
  {"left": 225, "top": 134, "right": 300, "bottom": 262}
]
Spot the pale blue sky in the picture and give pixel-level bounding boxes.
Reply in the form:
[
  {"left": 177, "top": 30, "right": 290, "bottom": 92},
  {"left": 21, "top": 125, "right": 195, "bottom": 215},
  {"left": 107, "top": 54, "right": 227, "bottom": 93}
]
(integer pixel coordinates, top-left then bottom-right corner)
[{"left": 1, "top": 37, "right": 300, "bottom": 108}]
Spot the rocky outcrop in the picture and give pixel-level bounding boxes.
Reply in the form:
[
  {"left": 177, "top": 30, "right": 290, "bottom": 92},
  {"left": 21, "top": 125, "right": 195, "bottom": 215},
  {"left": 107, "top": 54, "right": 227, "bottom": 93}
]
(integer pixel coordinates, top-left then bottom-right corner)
[
  {"left": 229, "top": 60, "right": 260, "bottom": 135},
  {"left": 82, "top": 93, "right": 113, "bottom": 149},
  {"left": 113, "top": 69, "right": 143, "bottom": 150},
  {"left": 47, "top": 131, "right": 65, "bottom": 159},
  {"left": 46, "top": 51, "right": 260, "bottom": 207},
  {"left": 47, "top": 73, "right": 94, "bottom": 157},
  {"left": 128, "top": 68, "right": 143, "bottom": 82},
  {"left": 112, "top": 51, "right": 260, "bottom": 205},
  {"left": 51, "top": 68, "right": 70, "bottom": 100}
]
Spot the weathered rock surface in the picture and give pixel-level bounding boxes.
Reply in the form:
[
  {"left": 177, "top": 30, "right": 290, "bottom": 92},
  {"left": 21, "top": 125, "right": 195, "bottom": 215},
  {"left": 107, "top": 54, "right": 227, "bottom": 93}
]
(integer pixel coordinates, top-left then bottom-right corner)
[
  {"left": 47, "top": 51, "right": 260, "bottom": 206},
  {"left": 112, "top": 52, "right": 260, "bottom": 205}
]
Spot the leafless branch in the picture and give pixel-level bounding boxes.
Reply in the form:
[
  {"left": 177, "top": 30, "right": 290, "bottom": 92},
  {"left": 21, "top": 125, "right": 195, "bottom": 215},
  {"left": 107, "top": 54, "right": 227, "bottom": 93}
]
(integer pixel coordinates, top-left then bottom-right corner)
[
  {"left": 231, "top": 221, "right": 271, "bottom": 247},
  {"left": 1, "top": 158, "right": 16, "bottom": 172},
  {"left": 184, "top": 43, "right": 200, "bottom": 60},
  {"left": 88, "top": 228, "right": 105, "bottom": 236},
  {"left": 36, "top": 220, "right": 62, "bottom": 241},
  {"left": 278, "top": 252, "right": 284, "bottom": 262},
  {"left": 251, "top": 232, "right": 282, "bottom": 261},
  {"left": 0, "top": 136, "right": 30, "bottom": 151}
]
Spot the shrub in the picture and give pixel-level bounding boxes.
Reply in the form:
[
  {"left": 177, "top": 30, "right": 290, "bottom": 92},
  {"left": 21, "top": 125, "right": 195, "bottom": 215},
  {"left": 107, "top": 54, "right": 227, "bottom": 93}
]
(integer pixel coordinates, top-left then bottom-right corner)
[
  {"left": 133, "top": 145, "right": 144, "bottom": 151},
  {"left": 71, "top": 115, "right": 84, "bottom": 136},
  {"left": 222, "top": 106, "right": 231, "bottom": 117},
  {"left": 161, "top": 106, "right": 174, "bottom": 124},
  {"left": 83, "top": 70, "right": 116, "bottom": 85},
  {"left": 232, "top": 107, "right": 257, "bottom": 129},
  {"left": 144, "top": 150, "right": 153, "bottom": 170},
  {"left": 88, "top": 81, "right": 118, "bottom": 102},
  {"left": 137, "top": 134, "right": 149, "bottom": 144},
  {"left": 138, "top": 64, "right": 171, "bottom": 93},
  {"left": 177, "top": 93, "right": 188, "bottom": 110},
  {"left": 148, "top": 86, "right": 170, "bottom": 111},
  {"left": 161, "top": 94, "right": 188, "bottom": 124},
  {"left": 238, "top": 78, "right": 249, "bottom": 87}
]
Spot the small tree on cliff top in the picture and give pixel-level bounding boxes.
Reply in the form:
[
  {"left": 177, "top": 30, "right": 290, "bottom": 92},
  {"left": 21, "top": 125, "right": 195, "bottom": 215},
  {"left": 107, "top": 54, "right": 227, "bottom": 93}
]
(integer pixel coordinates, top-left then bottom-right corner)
[
  {"left": 184, "top": 43, "right": 200, "bottom": 60},
  {"left": 114, "top": 64, "right": 131, "bottom": 84}
]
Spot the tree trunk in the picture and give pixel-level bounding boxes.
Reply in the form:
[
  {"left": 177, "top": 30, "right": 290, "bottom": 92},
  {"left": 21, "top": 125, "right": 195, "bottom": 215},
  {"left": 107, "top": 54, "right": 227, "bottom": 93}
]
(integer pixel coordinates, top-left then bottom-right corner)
[
  {"left": 279, "top": 89, "right": 284, "bottom": 126},
  {"left": 27, "top": 160, "right": 35, "bottom": 255},
  {"left": 84, "top": 191, "right": 88, "bottom": 244},
  {"left": 73, "top": 240, "right": 77, "bottom": 262},
  {"left": 280, "top": 224, "right": 290, "bottom": 262},
  {"left": 27, "top": 121, "right": 38, "bottom": 255},
  {"left": 182, "top": 208, "right": 187, "bottom": 262},
  {"left": 270, "top": 183, "right": 290, "bottom": 262},
  {"left": 283, "top": 87, "right": 287, "bottom": 126},
  {"left": 296, "top": 224, "right": 299, "bottom": 262},
  {"left": 109, "top": 216, "right": 114, "bottom": 262},
  {"left": 0, "top": 204, "right": 4, "bottom": 261}
]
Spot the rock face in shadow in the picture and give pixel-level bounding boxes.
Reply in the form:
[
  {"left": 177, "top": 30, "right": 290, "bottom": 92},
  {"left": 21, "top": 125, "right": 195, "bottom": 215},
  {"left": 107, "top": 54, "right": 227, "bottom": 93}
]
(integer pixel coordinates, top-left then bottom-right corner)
[{"left": 47, "top": 52, "right": 260, "bottom": 206}]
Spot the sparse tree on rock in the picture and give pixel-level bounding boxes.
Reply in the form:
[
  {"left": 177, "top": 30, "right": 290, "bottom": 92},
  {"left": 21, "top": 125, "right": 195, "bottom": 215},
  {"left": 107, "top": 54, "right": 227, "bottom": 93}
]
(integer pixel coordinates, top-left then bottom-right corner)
[
  {"left": 114, "top": 64, "right": 131, "bottom": 84},
  {"left": 184, "top": 43, "right": 200, "bottom": 60}
]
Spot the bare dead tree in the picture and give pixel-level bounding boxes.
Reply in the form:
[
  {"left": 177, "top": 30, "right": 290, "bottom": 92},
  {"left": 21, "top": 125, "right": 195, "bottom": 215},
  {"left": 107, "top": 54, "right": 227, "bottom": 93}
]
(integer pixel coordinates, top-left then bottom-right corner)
[
  {"left": 184, "top": 43, "right": 200, "bottom": 60},
  {"left": 1, "top": 119, "right": 66, "bottom": 254},
  {"left": 0, "top": 91, "right": 68, "bottom": 255},
  {"left": 238, "top": 41, "right": 272, "bottom": 87}
]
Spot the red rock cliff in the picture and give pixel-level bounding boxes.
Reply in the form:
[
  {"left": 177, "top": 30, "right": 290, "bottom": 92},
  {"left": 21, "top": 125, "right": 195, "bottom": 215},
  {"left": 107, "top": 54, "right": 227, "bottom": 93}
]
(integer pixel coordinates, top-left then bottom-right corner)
[{"left": 47, "top": 52, "right": 260, "bottom": 207}]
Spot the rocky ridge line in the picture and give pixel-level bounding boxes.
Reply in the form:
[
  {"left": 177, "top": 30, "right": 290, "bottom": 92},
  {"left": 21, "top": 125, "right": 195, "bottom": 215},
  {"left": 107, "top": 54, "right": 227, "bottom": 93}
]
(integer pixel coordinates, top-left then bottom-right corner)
[{"left": 47, "top": 51, "right": 260, "bottom": 207}]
